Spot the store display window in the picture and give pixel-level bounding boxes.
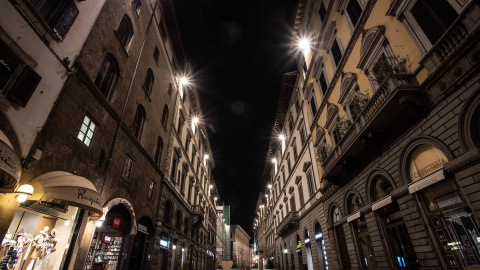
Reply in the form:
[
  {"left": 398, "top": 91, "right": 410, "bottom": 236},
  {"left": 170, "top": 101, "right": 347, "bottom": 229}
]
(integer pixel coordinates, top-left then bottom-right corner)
[
  {"left": 84, "top": 204, "right": 132, "bottom": 270},
  {"left": 0, "top": 202, "right": 79, "bottom": 270}
]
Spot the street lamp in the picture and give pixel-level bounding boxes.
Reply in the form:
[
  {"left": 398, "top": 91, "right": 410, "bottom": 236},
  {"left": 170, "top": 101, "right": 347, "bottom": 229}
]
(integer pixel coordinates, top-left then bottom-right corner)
[
  {"left": 279, "top": 134, "right": 286, "bottom": 154},
  {"left": 15, "top": 184, "right": 34, "bottom": 203},
  {"left": 192, "top": 116, "right": 200, "bottom": 133}
]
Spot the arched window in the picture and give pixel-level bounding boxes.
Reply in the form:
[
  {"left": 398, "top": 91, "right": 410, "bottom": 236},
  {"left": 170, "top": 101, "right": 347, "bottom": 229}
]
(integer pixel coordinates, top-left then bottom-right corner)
[
  {"left": 346, "top": 193, "right": 362, "bottom": 214},
  {"left": 370, "top": 175, "right": 393, "bottom": 202},
  {"left": 94, "top": 55, "right": 118, "bottom": 97},
  {"left": 176, "top": 210, "right": 182, "bottom": 229},
  {"left": 164, "top": 200, "right": 172, "bottom": 224},
  {"left": 133, "top": 105, "right": 146, "bottom": 139},
  {"left": 143, "top": 68, "right": 154, "bottom": 95},
  {"left": 184, "top": 218, "right": 189, "bottom": 234},
  {"left": 161, "top": 104, "right": 169, "bottom": 127},
  {"left": 155, "top": 137, "right": 163, "bottom": 166},
  {"left": 117, "top": 15, "right": 133, "bottom": 48}
]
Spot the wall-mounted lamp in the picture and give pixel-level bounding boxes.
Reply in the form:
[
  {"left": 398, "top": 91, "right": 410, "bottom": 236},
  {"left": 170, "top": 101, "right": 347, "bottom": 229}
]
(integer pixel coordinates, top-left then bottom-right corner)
[{"left": 15, "top": 184, "right": 34, "bottom": 202}]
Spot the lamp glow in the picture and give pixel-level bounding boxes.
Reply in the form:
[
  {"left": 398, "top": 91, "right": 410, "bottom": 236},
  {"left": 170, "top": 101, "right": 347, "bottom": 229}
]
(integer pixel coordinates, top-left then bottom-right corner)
[
  {"left": 298, "top": 38, "right": 310, "bottom": 52},
  {"left": 267, "top": 184, "right": 272, "bottom": 189},
  {"left": 209, "top": 185, "right": 213, "bottom": 189},
  {"left": 179, "top": 77, "right": 189, "bottom": 86},
  {"left": 271, "top": 158, "right": 277, "bottom": 164},
  {"left": 95, "top": 220, "right": 103, "bottom": 227},
  {"left": 279, "top": 134, "right": 286, "bottom": 141},
  {"left": 204, "top": 154, "right": 209, "bottom": 159},
  {"left": 16, "top": 184, "right": 34, "bottom": 202}
]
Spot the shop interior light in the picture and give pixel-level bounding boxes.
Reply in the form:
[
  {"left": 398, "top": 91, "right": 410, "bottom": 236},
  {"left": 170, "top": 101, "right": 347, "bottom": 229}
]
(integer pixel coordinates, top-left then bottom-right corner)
[
  {"left": 64, "top": 220, "right": 71, "bottom": 226},
  {"left": 16, "top": 184, "right": 34, "bottom": 203},
  {"left": 172, "top": 245, "right": 177, "bottom": 250},
  {"left": 95, "top": 214, "right": 106, "bottom": 227},
  {"left": 283, "top": 248, "right": 288, "bottom": 254}
]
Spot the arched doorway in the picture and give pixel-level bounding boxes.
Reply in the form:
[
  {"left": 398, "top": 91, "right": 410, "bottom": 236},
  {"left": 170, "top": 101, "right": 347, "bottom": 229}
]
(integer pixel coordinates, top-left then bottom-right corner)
[
  {"left": 304, "top": 229, "right": 314, "bottom": 270},
  {"left": 332, "top": 206, "right": 350, "bottom": 270},
  {"left": 370, "top": 174, "right": 418, "bottom": 269},
  {"left": 408, "top": 144, "right": 480, "bottom": 268},
  {"left": 346, "top": 193, "right": 376, "bottom": 269},
  {"left": 314, "top": 221, "right": 328, "bottom": 270},
  {"left": 128, "top": 216, "right": 154, "bottom": 270}
]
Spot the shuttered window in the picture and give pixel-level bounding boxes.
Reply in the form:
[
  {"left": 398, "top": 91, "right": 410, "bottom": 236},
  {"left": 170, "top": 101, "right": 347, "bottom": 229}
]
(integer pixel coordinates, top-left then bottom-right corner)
[
  {"left": 411, "top": 0, "right": 458, "bottom": 45},
  {"left": 319, "top": 72, "right": 328, "bottom": 95},
  {"left": 7, "top": 66, "right": 41, "bottom": 107},
  {"left": 318, "top": 1, "right": 327, "bottom": 22},
  {"left": 331, "top": 39, "right": 342, "bottom": 66},
  {"left": 94, "top": 55, "right": 118, "bottom": 97},
  {"left": 28, "top": 0, "right": 79, "bottom": 41},
  {"left": 346, "top": 0, "right": 362, "bottom": 27}
]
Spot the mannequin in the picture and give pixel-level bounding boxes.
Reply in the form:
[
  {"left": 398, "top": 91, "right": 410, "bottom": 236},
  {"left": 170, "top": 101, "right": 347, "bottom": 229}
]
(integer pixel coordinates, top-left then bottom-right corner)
[
  {"left": 44, "top": 230, "right": 57, "bottom": 255},
  {"left": 23, "top": 228, "right": 48, "bottom": 270}
]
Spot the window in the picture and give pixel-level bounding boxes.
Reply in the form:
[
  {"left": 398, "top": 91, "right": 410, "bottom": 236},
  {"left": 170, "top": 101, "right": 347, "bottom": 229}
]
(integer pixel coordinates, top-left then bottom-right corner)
[
  {"left": 318, "top": 1, "right": 327, "bottom": 22},
  {"left": 310, "top": 96, "right": 317, "bottom": 117},
  {"left": 290, "top": 196, "right": 296, "bottom": 212},
  {"left": 133, "top": 0, "right": 142, "bottom": 14},
  {"left": 167, "top": 83, "right": 173, "bottom": 97},
  {"left": 0, "top": 43, "right": 41, "bottom": 107},
  {"left": 154, "top": 137, "right": 163, "bottom": 166},
  {"left": 161, "top": 104, "right": 169, "bottom": 127},
  {"left": 177, "top": 114, "right": 184, "bottom": 135},
  {"left": 288, "top": 114, "right": 294, "bottom": 134},
  {"left": 331, "top": 39, "right": 343, "bottom": 66},
  {"left": 132, "top": 105, "right": 146, "bottom": 139},
  {"left": 94, "top": 55, "right": 118, "bottom": 97},
  {"left": 299, "top": 125, "right": 306, "bottom": 146},
  {"left": 27, "top": 0, "right": 79, "bottom": 40},
  {"left": 143, "top": 68, "right": 154, "bottom": 96},
  {"left": 410, "top": 0, "right": 458, "bottom": 45},
  {"left": 298, "top": 184, "right": 305, "bottom": 206},
  {"left": 292, "top": 141, "right": 298, "bottom": 161},
  {"left": 122, "top": 156, "right": 134, "bottom": 180},
  {"left": 306, "top": 171, "right": 315, "bottom": 197},
  {"left": 171, "top": 157, "right": 178, "bottom": 182},
  {"left": 164, "top": 200, "right": 172, "bottom": 224},
  {"left": 153, "top": 46, "right": 160, "bottom": 65},
  {"left": 318, "top": 71, "right": 328, "bottom": 96},
  {"left": 117, "top": 15, "right": 133, "bottom": 48},
  {"left": 180, "top": 167, "right": 187, "bottom": 192},
  {"left": 346, "top": 0, "right": 363, "bottom": 27},
  {"left": 185, "top": 133, "right": 191, "bottom": 152},
  {"left": 158, "top": 20, "right": 168, "bottom": 42},
  {"left": 77, "top": 115, "right": 97, "bottom": 147},
  {"left": 148, "top": 180, "right": 155, "bottom": 198},
  {"left": 287, "top": 154, "right": 292, "bottom": 173}
]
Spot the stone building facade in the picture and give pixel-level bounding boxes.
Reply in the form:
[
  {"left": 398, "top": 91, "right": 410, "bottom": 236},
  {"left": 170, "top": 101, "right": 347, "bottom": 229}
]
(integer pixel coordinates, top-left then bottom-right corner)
[
  {"left": 257, "top": 0, "right": 480, "bottom": 270},
  {"left": 231, "top": 225, "right": 251, "bottom": 269},
  {"left": 0, "top": 0, "right": 220, "bottom": 270}
]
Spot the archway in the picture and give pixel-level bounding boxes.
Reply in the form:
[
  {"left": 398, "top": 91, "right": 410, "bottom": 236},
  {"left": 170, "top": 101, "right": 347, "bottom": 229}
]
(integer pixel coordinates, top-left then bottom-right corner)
[
  {"left": 314, "top": 221, "right": 328, "bottom": 270},
  {"left": 128, "top": 216, "right": 154, "bottom": 270},
  {"left": 304, "top": 229, "right": 314, "bottom": 270}
]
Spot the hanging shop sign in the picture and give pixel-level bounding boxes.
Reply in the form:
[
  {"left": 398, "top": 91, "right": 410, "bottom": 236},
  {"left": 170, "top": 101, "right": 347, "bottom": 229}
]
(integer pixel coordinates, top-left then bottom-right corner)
[
  {"left": 138, "top": 224, "right": 148, "bottom": 234},
  {"left": 113, "top": 218, "right": 121, "bottom": 229}
]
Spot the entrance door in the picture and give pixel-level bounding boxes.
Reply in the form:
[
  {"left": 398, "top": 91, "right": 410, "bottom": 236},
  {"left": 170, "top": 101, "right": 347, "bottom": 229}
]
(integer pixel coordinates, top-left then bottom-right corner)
[
  {"left": 128, "top": 232, "right": 150, "bottom": 270},
  {"left": 335, "top": 225, "right": 351, "bottom": 270}
]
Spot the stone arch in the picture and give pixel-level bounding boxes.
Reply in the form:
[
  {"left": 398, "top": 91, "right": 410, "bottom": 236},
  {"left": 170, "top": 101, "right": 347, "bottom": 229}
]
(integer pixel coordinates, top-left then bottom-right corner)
[
  {"left": 366, "top": 169, "right": 396, "bottom": 204},
  {"left": 104, "top": 197, "right": 137, "bottom": 234},
  {"left": 344, "top": 189, "right": 364, "bottom": 214},
  {"left": 399, "top": 136, "right": 454, "bottom": 185},
  {"left": 328, "top": 202, "right": 343, "bottom": 225},
  {"left": 325, "top": 104, "right": 339, "bottom": 129},
  {"left": 458, "top": 87, "right": 480, "bottom": 151}
]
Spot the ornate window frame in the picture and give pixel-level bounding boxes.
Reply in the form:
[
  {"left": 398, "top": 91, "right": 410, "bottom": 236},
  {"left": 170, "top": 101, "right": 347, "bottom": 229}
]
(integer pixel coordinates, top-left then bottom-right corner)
[
  {"left": 337, "top": 0, "right": 366, "bottom": 34},
  {"left": 323, "top": 21, "right": 345, "bottom": 69},
  {"left": 325, "top": 104, "right": 340, "bottom": 146}
]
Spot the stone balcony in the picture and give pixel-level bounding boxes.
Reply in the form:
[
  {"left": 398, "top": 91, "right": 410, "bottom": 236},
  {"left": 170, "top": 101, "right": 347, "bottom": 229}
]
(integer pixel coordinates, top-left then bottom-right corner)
[
  {"left": 276, "top": 211, "right": 299, "bottom": 237},
  {"left": 323, "top": 74, "right": 420, "bottom": 178},
  {"left": 192, "top": 205, "right": 204, "bottom": 226}
]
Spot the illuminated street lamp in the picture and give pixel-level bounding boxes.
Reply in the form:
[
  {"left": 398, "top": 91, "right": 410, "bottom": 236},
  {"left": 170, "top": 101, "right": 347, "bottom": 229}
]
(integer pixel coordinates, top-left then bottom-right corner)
[
  {"left": 272, "top": 158, "right": 278, "bottom": 175},
  {"left": 279, "top": 134, "right": 286, "bottom": 153},
  {"left": 15, "top": 184, "right": 34, "bottom": 203},
  {"left": 192, "top": 116, "right": 200, "bottom": 133}
]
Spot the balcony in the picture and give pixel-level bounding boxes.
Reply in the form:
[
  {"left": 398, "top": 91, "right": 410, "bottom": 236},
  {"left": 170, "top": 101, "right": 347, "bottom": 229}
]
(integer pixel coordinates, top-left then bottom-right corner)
[
  {"left": 323, "top": 74, "right": 420, "bottom": 178},
  {"left": 192, "top": 205, "right": 204, "bottom": 226},
  {"left": 276, "top": 211, "right": 299, "bottom": 237}
]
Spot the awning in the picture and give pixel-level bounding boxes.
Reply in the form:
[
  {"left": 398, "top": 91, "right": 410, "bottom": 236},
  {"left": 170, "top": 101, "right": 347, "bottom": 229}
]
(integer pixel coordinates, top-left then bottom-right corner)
[
  {"left": 30, "top": 171, "right": 104, "bottom": 216},
  {"left": 0, "top": 131, "right": 21, "bottom": 192}
]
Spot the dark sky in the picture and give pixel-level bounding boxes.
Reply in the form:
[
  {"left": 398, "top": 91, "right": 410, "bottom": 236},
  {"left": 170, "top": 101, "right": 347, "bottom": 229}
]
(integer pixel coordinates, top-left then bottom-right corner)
[{"left": 174, "top": 0, "right": 297, "bottom": 238}]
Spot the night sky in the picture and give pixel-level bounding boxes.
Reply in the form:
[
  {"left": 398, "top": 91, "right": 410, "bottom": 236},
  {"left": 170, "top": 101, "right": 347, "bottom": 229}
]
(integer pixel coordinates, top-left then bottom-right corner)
[{"left": 173, "top": 0, "right": 297, "bottom": 238}]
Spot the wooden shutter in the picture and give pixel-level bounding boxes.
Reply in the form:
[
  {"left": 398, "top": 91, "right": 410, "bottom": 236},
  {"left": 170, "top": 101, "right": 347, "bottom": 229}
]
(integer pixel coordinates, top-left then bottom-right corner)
[
  {"left": 7, "top": 65, "right": 41, "bottom": 107},
  {"left": 52, "top": 1, "right": 79, "bottom": 41}
]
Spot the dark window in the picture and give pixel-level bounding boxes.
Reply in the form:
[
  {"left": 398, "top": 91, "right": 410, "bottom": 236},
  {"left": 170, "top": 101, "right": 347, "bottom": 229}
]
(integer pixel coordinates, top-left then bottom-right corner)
[
  {"left": 185, "top": 134, "right": 191, "bottom": 152},
  {"left": 161, "top": 104, "right": 168, "bottom": 127},
  {"left": 318, "top": 1, "right": 327, "bottom": 22},
  {"left": 0, "top": 44, "right": 21, "bottom": 92},
  {"left": 298, "top": 184, "right": 305, "bottom": 206},
  {"left": 153, "top": 46, "right": 159, "bottom": 64},
  {"left": 307, "top": 171, "right": 315, "bottom": 197},
  {"left": 155, "top": 137, "right": 163, "bottom": 166},
  {"left": 294, "top": 98, "right": 300, "bottom": 113},
  {"left": 303, "top": 60, "right": 308, "bottom": 74},
  {"left": 164, "top": 201, "right": 172, "bottom": 224},
  {"left": 148, "top": 180, "right": 155, "bottom": 198},
  {"left": 133, "top": 0, "right": 142, "bottom": 14},
  {"left": 319, "top": 72, "right": 328, "bottom": 95},
  {"left": 310, "top": 96, "right": 317, "bottom": 117},
  {"left": 132, "top": 105, "right": 146, "bottom": 139},
  {"left": 288, "top": 115, "right": 294, "bottom": 133},
  {"left": 177, "top": 114, "right": 184, "bottom": 135},
  {"left": 300, "top": 126, "right": 306, "bottom": 145},
  {"left": 158, "top": 21, "right": 167, "bottom": 42},
  {"left": 287, "top": 154, "right": 292, "bottom": 173},
  {"left": 332, "top": 128, "right": 341, "bottom": 144},
  {"left": 346, "top": 0, "right": 362, "bottom": 27},
  {"left": 331, "top": 39, "right": 342, "bottom": 66},
  {"left": 143, "top": 68, "right": 154, "bottom": 95},
  {"left": 290, "top": 196, "right": 296, "bottom": 212},
  {"left": 94, "top": 55, "right": 118, "bottom": 97},
  {"left": 28, "top": 0, "right": 79, "bottom": 40},
  {"left": 167, "top": 83, "right": 173, "bottom": 97},
  {"left": 293, "top": 142, "right": 298, "bottom": 161},
  {"left": 411, "top": 0, "right": 458, "bottom": 45},
  {"left": 171, "top": 158, "right": 178, "bottom": 182},
  {"left": 122, "top": 156, "right": 134, "bottom": 180},
  {"left": 117, "top": 15, "right": 133, "bottom": 48}
]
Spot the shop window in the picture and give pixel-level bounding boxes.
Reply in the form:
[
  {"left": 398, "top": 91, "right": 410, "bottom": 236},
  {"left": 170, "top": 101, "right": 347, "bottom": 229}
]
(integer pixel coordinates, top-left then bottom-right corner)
[
  {"left": 122, "top": 155, "right": 134, "bottom": 180},
  {"left": 26, "top": 0, "right": 79, "bottom": 40},
  {"left": 94, "top": 55, "right": 118, "bottom": 98},
  {"left": 77, "top": 115, "right": 97, "bottom": 147},
  {"left": 161, "top": 104, "right": 169, "bottom": 127},
  {"left": 154, "top": 136, "right": 163, "bottom": 166},
  {"left": 409, "top": 144, "right": 448, "bottom": 182},
  {"left": 132, "top": 105, "right": 146, "bottom": 139},
  {"left": 116, "top": 15, "right": 134, "bottom": 49},
  {"left": 132, "top": 0, "right": 142, "bottom": 14},
  {"left": 0, "top": 43, "right": 41, "bottom": 107},
  {"left": 148, "top": 179, "right": 155, "bottom": 198},
  {"left": 143, "top": 68, "right": 154, "bottom": 96}
]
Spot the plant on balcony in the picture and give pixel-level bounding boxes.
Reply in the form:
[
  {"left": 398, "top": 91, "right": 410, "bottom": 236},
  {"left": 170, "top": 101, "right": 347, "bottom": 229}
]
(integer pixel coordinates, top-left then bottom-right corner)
[
  {"left": 317, "top": 143, "right": 333, "bottom": 163},
  {"left": 336, "top": 116, "right": 352, "bottom": 137},
  {"left": 349, "top": 91, "right": 370, "bottom": 119},
  {"left": 371, "top": 54, "right": 410, "bottom": 86}
]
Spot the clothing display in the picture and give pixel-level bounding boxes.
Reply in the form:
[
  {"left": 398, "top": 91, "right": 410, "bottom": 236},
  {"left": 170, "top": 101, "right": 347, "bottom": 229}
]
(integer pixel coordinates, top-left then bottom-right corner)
[{"left": 0, "top": 230, "right": 34, "bottom": 270}]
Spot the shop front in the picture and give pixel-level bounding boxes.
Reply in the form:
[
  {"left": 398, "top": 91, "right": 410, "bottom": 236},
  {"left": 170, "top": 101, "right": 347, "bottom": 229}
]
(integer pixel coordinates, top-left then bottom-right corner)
[
  {"left": 0, "top": 171, "right": 103, "bottom": 270},
  {"left": 84, "top": 199, "right": 136, "bottom": 270}
]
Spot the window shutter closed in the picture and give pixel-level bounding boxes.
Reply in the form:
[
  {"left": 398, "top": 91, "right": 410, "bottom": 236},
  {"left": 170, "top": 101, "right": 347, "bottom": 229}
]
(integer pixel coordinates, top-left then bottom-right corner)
[
  {"left": 53, "top": 1, "right": 79, "bottom": 41},
  {"left": 7, "top": 65, "right": 41, "bottom": 107}
]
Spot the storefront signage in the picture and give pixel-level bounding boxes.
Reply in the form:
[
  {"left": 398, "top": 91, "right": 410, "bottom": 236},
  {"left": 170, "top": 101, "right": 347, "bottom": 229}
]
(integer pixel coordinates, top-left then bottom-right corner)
[
  {"left": 113, "top": 218, "right": 121, "bottom": 229},
  {"left": 138, "top": 224, "right": 148, "bottom": 234},
  {"left": 0, "top": 140, "right": 21, "bottom": 183},
  {"left": 408, "top": 170, "right": 445, "bottom": 194},
  {"left": 346, "top": 211, "right": 360, "bottom": 223},
  {"left": 103, "top": 235, "right": 112, "bottom": 244},
  {"left": 159, "top": 239, "right": 168, "bottom": 248},
  {"left": 412, "top": 158, "right": 446, "bottom": 180},
  {"left": 77, "top": 188, "right": 102, "bottom": 208},
  {"left": 371, "top": 195, "right": 392, "bottom": 211}
]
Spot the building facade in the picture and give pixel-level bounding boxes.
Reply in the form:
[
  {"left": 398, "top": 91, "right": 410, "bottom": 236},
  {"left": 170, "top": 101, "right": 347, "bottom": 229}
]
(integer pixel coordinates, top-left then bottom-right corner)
[
  {"left": 230, "top": 225, "right": 251, "bottom": 270},
  {"left": 0, "top": 0, "right": 220, "bottom": 270},
  {"left": 257, "top": 0, "right": 480, "bottom": 270}
]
